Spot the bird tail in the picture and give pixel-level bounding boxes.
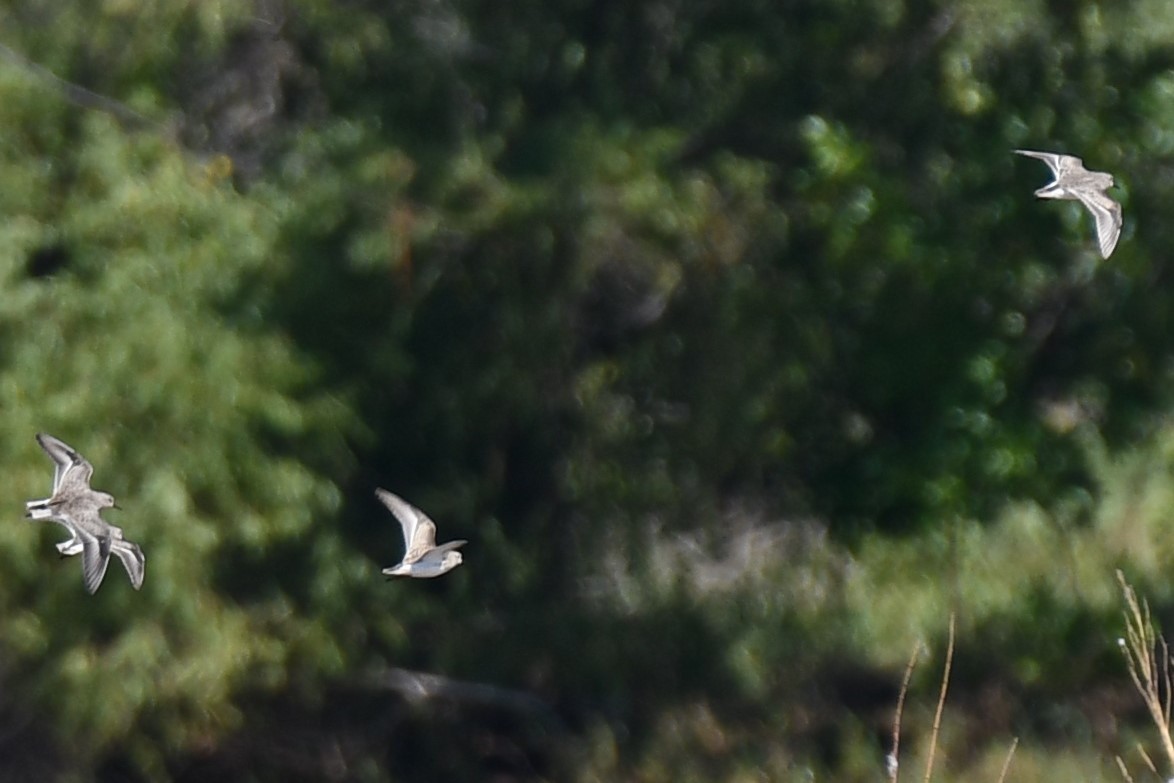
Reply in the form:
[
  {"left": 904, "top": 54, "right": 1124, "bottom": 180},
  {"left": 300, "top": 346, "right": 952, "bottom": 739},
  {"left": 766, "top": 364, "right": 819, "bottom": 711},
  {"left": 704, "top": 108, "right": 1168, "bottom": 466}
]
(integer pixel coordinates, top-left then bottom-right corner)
[{"left": 25, "top": 498, "right": 55, "bottom": 519}]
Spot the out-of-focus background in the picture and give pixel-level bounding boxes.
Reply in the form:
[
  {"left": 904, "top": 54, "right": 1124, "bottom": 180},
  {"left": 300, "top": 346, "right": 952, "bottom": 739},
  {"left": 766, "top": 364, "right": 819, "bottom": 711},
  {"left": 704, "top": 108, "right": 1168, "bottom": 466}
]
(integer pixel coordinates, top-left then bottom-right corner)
[{"left": 1, "top": 1, "right": 1173, "bottom": 780}]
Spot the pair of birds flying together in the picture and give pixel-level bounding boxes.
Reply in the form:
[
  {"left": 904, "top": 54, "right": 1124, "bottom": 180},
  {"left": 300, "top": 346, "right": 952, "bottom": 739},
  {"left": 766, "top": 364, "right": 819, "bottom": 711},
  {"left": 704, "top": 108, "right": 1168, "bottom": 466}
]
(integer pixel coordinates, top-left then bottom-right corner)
[
  {"left": 24, "top": 434, "right": 465, "bottom": 593},
  {"left": 1015, "top": 149, "right": 1123, "bottom": 259},
  {"left": 25, "top": 434, "right": 144, "bottom": 594}
]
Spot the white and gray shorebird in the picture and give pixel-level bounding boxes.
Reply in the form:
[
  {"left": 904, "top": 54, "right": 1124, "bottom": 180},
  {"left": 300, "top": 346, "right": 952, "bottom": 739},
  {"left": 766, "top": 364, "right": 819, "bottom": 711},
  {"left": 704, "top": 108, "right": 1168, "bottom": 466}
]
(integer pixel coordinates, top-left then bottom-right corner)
[
  {"left": 1015, "top": 149, "right": 1123, "bottom": 259},
  {"left": 25, "top": 433, "right": 144, "bottom": 593},
  {"left": 377, "top": 488, "right": 466, "bottom": 578}
]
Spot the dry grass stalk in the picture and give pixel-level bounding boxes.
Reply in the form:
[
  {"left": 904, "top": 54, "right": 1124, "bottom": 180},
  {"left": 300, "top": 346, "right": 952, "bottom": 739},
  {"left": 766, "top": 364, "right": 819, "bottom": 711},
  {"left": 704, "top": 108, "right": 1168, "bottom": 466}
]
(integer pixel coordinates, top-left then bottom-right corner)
[
  {"left": 1136, "top": 743, "right": 1159, "bottom": 777},
  {"left": 1116, "top": 569, "right": 1174, "bottom": 773},
  {"left": 1114, "top": 754, "right": 1135, "bottom": 783},
  {"left": 888, "top": 641, "right": 924, "bottom": 783},
  {"left": 887, "top": 616, "right": 1013, "bottom": 783},
  {"left": 994, "top": 736, "right": 1018, "bottom": 783},
  {"left": 922, "top": 613, "right": 955, "bottom": 783}
]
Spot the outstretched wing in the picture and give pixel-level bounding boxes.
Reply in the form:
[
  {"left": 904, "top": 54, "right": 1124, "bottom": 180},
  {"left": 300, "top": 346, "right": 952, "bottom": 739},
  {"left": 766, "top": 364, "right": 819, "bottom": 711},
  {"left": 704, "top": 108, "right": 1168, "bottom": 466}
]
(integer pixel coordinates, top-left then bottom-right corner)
[
  {"left": 428, "top": 540, "right": 467, "bottom": 557},
  {"left": 35, "top": 433, "right": 93, "bottom": 492},
  {"left": 1076, "top": 190, "right": 1123, "bottom": 259},
  {"left": 111, "top": 540, "right": 146, "bottom": 590},
  {"left": 79, "top": 530, "right": 112, "bottom": 594},
  {"left": 1014, "top": 149, "right": 1083, "bottom": 177},
  {"left": 375, "top": 488, "right": 439, "bottom": 561}
]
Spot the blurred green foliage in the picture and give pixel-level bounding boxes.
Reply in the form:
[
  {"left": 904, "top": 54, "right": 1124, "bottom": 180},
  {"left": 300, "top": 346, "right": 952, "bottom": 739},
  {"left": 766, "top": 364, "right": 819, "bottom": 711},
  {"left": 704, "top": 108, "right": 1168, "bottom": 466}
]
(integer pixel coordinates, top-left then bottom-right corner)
[{"left": 1, "top": 0, "right": 1174, "bottom": 780}]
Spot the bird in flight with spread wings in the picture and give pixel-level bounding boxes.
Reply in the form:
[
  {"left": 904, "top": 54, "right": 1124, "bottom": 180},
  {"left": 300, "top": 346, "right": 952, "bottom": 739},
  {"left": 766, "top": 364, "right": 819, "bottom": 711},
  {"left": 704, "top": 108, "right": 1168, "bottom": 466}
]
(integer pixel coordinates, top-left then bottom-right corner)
[
  {"left": 377, "top": 488, "right": 466, "bottom": 578},
  {"left": 1015, "top": 149, "right": 1123, "bottom": 259}
]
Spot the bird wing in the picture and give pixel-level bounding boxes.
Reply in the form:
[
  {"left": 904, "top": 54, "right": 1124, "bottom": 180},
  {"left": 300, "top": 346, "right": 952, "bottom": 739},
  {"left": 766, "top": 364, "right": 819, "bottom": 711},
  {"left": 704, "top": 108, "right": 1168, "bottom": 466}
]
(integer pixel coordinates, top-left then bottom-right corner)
[
  {"left": 35, "top": 433, "right": 93, "bottom": 492},
  {"left": 51, "top": 519, "right": 83, "bottom": 552},
  {"left": 402, "top": 516, "right": 441, "bottom": 564},
  {"left": 375, "top": 488, "right": 419, "bottom": 549},
  {"left": 1076, "top": 189, "right": 1123, "bottom": 258},
  {"left": 427, "top": 540, "right": 467, "bottom": 557},
  {"left": 79, "top": 529, "right": 112, "bottom": 594},
  {"left": 375, "top": 488, "right": 440, "bottom": 559},
  {"left": 111, "top": 540, "right": 146, "bottom": 590},
  {"left": 1014, "top": 149, "right": 1083, "bottom": 177}
]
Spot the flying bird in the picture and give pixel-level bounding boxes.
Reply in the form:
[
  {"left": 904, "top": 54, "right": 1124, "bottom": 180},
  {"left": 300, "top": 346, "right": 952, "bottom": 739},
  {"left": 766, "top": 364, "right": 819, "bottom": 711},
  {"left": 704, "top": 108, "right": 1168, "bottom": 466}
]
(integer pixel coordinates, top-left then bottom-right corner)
[
  {"left": 25, "top": 433, "right": 145, "bottom": 593},
  {"left": 377, "top": 488, "right": 466, "bottom": 578},
  {"left": 1015, "top": 149, "right": 1123, "bottom": 259}
]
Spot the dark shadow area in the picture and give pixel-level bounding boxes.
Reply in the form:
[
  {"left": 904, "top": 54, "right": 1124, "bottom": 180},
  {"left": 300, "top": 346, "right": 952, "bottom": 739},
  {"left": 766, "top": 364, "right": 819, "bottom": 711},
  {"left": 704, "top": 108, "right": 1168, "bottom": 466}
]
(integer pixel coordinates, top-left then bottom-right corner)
[{"left": 25, "top": 244, "right": 70, "bottom": 279}]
